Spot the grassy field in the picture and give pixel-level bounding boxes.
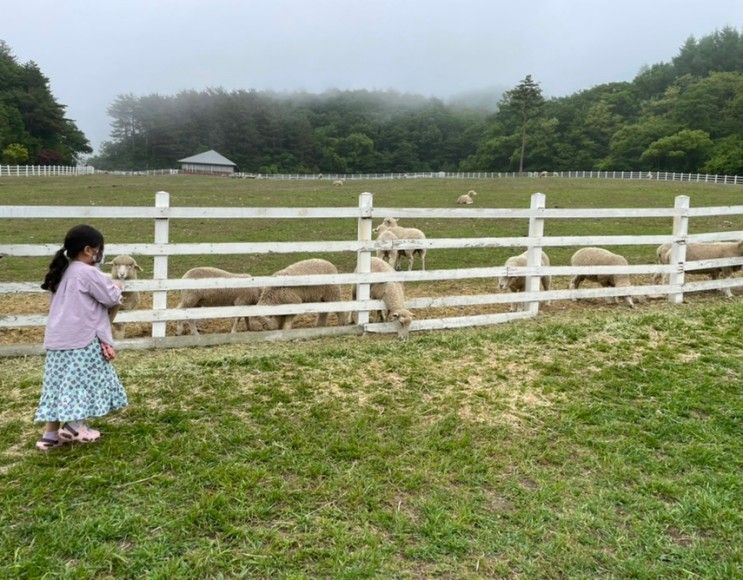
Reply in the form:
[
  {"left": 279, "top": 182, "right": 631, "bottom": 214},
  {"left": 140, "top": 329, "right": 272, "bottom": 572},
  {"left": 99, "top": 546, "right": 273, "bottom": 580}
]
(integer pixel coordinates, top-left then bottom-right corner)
[
  {"left": 1, "top": 300, "right": 741, "bottom": 576},
  {"left": 1, "top": 175, "right": 741, "bottom": 344}
]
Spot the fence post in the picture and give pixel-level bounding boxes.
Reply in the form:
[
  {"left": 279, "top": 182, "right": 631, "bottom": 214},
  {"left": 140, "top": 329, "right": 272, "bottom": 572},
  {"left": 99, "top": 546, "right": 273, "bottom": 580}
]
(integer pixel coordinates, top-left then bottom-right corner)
[
  {"left": 355, "top": 192, "right": 374, "bottom": 327},
  {"left": 526, "top": 192, "right": 546, "bottom": 316},
  {"left": 668, "top": 195, "right": 689, "bottom": 304},
  {"left": 152, "top": 191, "right": 170, "bottom": 338}
]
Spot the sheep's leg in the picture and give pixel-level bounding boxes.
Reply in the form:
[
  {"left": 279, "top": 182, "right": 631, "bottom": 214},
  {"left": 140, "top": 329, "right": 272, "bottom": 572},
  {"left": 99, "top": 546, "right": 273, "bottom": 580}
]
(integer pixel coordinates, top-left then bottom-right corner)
[
  {"left": 407, "top": 252, "right": 415, "bottom": 271},
  {"left": 317, "top": 312, "right": 329, "bottom": 327},
  {"left": 230, "top": 317, "right": 241, "bottom": 333},
  {"left": 624, "top": 296, "right": 635, "bottom": 308},
  {"left": 570, "top": 276, "right": 583, "bottom": 301},
  {"left": 542, "top": 276, "right": 552, "bottom": 306},
  {"left": 421, "top": 251, "right": 426, "bottom": 271},
  {"left": 281, "top": 316, "right": 294, "bottom": 331}
]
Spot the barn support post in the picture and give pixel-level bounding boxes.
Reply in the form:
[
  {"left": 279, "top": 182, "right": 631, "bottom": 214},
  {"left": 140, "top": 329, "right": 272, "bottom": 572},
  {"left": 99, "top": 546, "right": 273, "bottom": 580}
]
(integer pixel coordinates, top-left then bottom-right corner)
[
  {"left": 525, "top": 192, "right": 546, "bottom": 316},
  {"left": 355, "top": 192, "right": 374, "bottom": 327},
  {"left": 668, "top": 195, "right": 689, "bottom": 304},
  {"left": 152, "top": 191, "right": 170, "bottom": 337}
]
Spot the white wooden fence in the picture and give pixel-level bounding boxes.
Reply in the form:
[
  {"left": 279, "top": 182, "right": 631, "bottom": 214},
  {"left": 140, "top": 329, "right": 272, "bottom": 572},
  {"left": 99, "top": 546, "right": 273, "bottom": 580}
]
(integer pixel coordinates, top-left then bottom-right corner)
[
  {"left": 2, "top": 165, "right": 741, "bottom": 185},
  {"left": 0, "top": 165, "right": 95, "bottom": 177},
  {"left": 1, "top": 192, "right": 742, "bottom": 357}
]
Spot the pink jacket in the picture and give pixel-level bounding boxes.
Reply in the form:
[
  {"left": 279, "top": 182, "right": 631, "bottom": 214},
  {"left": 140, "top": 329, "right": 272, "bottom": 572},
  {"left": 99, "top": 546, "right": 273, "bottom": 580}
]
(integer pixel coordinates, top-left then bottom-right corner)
[{"left": 44, "top": 261, "right": 123, "bottom": 350}]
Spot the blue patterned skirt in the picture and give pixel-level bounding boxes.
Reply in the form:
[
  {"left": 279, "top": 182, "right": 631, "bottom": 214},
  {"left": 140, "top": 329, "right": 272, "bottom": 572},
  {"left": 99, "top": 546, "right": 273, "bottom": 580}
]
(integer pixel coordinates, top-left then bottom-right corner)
[{"left": 34, "top": 338, "right": 128, "bottom": 423}]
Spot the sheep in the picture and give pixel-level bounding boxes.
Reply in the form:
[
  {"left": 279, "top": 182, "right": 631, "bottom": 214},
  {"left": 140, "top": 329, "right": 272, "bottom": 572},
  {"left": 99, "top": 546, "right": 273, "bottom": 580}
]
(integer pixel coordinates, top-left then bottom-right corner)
[
  {"left": 657, "top": 241, "right": 742, "bottom": 298},
  {"left": 174, "top": 267, "right": 260, "bottom": 336},
  {"left": 569, "top": 247, "right": 637, "bottom": 308},
  {"left": 456, "top": 190, "right": 477, "bottom": 205},
  {"left": 248, "top": 259, "right": 348, "bottom": 331},
  {"left": 497, "top": 250, "right": 551, "bottom": 311},
  {"left": 333, "top": 179, "right": 345, "bottom": 186},
  {"left": 105, "top": 255, "right": 142, "bottom": 339},
  {"left": 539, "top": 171, "right": 549, "bottom": 178},
  {"left": 352, "top": 257, "right": 414, "bottom": 339},
  {"left": 375, "top": 228, "right": 399, "bottom": 267},
  {"left": 374, "top": 217, "right": 427, "bottom": 271}
]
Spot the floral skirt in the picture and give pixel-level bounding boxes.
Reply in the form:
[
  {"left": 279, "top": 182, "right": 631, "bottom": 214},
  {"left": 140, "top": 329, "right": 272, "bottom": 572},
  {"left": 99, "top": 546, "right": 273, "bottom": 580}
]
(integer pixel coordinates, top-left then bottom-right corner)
[{"left": 34, "top": 338, "right": 128, "bottom": 423}]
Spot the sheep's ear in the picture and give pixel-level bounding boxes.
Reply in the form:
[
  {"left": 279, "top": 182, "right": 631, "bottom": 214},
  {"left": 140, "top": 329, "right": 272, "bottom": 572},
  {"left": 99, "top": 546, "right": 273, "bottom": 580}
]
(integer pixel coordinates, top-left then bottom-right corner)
[
  {"left": 389, "top": 312, "right": 399, "bottom": 320},
  {"left": 104, "top": 260, "right": 114, "bottom": 266},
  {"left": 134, "top": 262, "right": 143, "bottom": 271}
]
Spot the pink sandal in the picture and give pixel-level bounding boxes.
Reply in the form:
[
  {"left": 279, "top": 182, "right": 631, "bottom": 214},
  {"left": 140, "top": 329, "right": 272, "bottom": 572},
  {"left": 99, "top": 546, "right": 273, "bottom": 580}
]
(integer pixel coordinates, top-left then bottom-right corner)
[
  {"left": 58, "top": 422, "right": 101, "bottom": 443},
  {"left": 35, "top": 436, "right": 66, "bottom": 451}
]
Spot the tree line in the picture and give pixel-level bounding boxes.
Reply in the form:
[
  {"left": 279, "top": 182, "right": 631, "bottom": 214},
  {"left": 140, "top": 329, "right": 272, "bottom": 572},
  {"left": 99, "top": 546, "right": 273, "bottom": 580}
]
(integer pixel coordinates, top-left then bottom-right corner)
[{"left": 1, "top": 28, "right": 740, "bottom": 173}]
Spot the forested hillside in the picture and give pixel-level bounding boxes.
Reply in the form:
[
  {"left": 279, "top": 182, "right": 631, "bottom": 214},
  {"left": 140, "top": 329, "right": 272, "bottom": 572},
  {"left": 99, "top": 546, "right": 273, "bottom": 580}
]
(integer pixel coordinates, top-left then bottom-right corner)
[{"left": 0, "top": 41, "right": 91, "bottom": 165}]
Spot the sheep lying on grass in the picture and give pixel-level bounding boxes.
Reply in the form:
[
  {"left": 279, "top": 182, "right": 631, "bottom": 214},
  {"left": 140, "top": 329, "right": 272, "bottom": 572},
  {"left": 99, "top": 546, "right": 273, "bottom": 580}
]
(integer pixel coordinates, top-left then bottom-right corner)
[
  {"left": 374, "top": 217, "right": 427, "bottom": 271},
  {"left": 105, "top": 255, "right": 142, "bottom": 339},
  {"left": 497, "top": 250, "right": 551, "bottom": 311},
  {"left": 656, "top": 240, "right": 742, "bottom": 297},
  {"left": 249, "top": 259, "right": 348, "bottom": 331},
  {"left": 175, "top": 267, "right": 260, "bottom": 335},
  {"left": 333, "top": 179, "right": 345, "bottom": 186},
  {"left": 352, "top": 257, "right": 414, "bottom": 339},
  {"left": 456, "top": 190, "right": 477, "bottom": 205},
  {"left": 570, "top": 247, "right": 638, "bottom": 308}
]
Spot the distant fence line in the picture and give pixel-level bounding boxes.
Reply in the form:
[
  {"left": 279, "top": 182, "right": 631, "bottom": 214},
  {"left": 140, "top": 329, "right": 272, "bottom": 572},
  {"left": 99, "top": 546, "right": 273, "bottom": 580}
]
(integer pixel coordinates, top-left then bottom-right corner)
[
  {"left": 1, "top": 191, "right": 742, "bottom": 357},
  {"left": 1, "top": 165, "right": 742, "bottom": 185}
]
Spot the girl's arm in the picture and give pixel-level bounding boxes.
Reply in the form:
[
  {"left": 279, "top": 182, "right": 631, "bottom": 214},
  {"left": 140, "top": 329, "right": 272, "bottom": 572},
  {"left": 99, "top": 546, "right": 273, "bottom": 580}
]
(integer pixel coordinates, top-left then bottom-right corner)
[{"left": 83, "top": 268, "right": 124, "bottom": 308}]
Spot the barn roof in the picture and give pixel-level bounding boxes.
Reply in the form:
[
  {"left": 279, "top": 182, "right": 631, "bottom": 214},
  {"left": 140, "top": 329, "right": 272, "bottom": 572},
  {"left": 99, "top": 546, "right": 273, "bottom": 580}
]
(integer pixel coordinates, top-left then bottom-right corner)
[{"left": 178, "top": 150, "right": 237, "bottom": 166}]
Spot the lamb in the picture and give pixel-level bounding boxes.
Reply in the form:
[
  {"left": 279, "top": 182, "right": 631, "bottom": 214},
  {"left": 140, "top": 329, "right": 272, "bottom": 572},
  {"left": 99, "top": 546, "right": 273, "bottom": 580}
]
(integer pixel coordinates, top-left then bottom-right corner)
[
  {"left": 333, "top": 179, "right": 345, "bottom": 186},
  {"left": 497, "top": 250, "right": 551, "bottom": 311},
  {"left": 352, "top": 257, "right": 414, "bottom": 339},
  {"left": 569, "top": 247, "right": 637, "bottom": 308},
  {"left": 248, "top": 259, "right": 348, "bottom": 331},
  {"left": 105, "top": 255, "right": 142, "bottom": 339},
  {"left": 374, "top": 217, "right": 427, "bottom": 270},
  {"left": 174, "top": 267, "right": 260, "bottom": 335},
  {"left": 375, "top": 228, "right": 399, "bottom": 267},
  {"left": 456, "top": 190, "right": 477, "bottom": 205},
  {"left": 657, "top": 240, "right": 742, "bottom": 297}
]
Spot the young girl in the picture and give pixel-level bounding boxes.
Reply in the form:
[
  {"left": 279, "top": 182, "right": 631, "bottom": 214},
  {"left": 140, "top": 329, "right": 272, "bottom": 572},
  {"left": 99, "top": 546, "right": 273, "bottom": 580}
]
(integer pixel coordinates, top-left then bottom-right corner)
[{"left": 34, "top": 224, "right": 128, "bottom": 450}]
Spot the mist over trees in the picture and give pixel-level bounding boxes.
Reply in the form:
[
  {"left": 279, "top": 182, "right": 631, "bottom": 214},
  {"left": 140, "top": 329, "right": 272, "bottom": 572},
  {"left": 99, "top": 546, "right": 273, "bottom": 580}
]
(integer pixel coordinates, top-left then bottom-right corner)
[
  {"left": 84, "top": 27, "right": 743, "bottom": 174},
  {"left": 0, "top": 41, "right": 91, "bottom": 164}
]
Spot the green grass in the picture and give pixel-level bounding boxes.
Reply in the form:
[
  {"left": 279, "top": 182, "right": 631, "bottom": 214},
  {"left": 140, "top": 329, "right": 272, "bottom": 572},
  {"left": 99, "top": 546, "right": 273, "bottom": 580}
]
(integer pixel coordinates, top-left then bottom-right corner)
[
  {"left": 1, "top": 175, "right": 742, "bottom": 282},
  {"left": 1, "top": 300, "right": 741, "bottom": 576}
]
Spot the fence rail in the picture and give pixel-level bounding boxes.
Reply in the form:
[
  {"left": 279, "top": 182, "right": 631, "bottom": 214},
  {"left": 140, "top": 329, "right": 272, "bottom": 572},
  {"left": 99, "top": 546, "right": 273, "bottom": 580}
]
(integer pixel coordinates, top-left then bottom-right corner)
[
  {"left": 1, "top": 191, "right": 742, "bottom": 357},
  {"left": 1, "top": 165, "right": 741, "bottom": 185}
]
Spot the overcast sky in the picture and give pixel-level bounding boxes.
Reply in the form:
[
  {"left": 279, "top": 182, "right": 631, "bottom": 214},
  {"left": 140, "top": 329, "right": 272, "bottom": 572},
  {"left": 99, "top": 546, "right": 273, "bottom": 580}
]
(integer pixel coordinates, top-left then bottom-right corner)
[{"left": 2, "top": 0, "right": 739, "bottom": 152}]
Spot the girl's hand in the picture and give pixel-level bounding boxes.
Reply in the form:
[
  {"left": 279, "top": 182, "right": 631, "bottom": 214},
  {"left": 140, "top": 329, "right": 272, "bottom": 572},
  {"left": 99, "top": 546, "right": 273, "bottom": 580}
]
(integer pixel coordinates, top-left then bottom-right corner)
[
  {"left": 101, "top": 341, "right": 117, "bottom": 361},
  {"left": 112, "top": 279, "right": 124, "bottom": 289}
]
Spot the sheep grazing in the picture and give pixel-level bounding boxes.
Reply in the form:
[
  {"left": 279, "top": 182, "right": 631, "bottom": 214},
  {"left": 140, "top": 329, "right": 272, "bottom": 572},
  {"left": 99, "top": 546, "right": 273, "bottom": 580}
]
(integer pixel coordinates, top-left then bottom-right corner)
[
  {"left": 175, "top": 267, "right": 260, "bottom": 335},
  {"left": 570, "top": 247, "right": 637, "bottom": 308},
  {"left": 249, "top": 259, "right": 348, "bottom": 331},
  {"left": 352, "top": 257, "right": 414, "bottom": 339},
  {"left": 497, "top": 250, "right": 551, "bottom": 311},
  {"left": 374, "top": 217, "right": 427, "bottom": 271},
  {"left": 105, "top": 255, "right": 142, "bottom": 339},
  {"left": 375, "top": 228, "right": 399, "bottom": 267},
  {"left": 657, "top": 241, "right": 743, "bottom": 297},
  {"left": 456, "top": 190, "right": 477, "bottom": 205},
  {"left": 333, "top": 179, "right": 345, "bottom": 186}
]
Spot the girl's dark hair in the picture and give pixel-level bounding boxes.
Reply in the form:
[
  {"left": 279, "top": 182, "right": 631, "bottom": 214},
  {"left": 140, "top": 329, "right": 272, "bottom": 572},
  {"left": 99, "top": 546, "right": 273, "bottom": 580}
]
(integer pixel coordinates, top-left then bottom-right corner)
[{"left": 41, "top": 225, "right": 104, "bottom": 292}]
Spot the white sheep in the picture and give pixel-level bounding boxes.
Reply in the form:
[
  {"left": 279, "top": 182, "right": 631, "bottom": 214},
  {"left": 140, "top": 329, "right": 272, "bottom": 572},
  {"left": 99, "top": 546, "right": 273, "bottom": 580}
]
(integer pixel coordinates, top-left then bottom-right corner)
[
  {"left": 248, "top": 259, "right": 348, "bottom": 331},
  {"left": 374, "top": 217, "right": 427, "bottom": 271},
  {"left": 497, "top": 250, "right": 551, "bottom": 311},
  {"left": 539, "top": 171, "right": 549, "bottom": 178},
  {"left": 570, "top": 247, "right": 637, "bottom": 307},
  {"left": 456, "top": 190, "right": 477, "bottom": 205},
  {"left": 333, "top": 179, "right": 345, "bottom": 186},
  {"left": 375, "top": 228, "right": 399, "bottom": 267},
  {"left": 657, "top": 241, "right": 742, "bottom": 298},
  {"left": 105, "top": 255, "right": 142, "bottom": 339},
  {"left": 352, "top": 257, "right": 414, "bottom": 339},
  {"left": 175, "top": 267, "right": 260, "bottom": 336}
]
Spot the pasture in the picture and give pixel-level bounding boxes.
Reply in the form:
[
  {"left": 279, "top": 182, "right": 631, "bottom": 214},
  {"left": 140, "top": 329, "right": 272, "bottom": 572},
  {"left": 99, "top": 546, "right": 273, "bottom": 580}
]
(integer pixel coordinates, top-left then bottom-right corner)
[
  {"left": 1, "top": 300, "right": 741, "bottom": 576},
  {"left": 1, "top": 175, "right": 742, "bottom": 344},
  {"left": 0, "top": 176, "right": 742, "bottom": 575}
]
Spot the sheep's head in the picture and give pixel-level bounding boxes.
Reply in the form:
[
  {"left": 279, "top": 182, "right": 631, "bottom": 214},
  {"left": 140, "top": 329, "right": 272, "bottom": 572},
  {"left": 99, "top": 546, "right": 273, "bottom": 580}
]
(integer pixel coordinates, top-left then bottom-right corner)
[
  {"left": 389, "top": 309, "right": 414, "bottom": 339},
  {"left": 382, "top": 216, "right": 398, "bottom": 228},
  {"left": 106, "top": 255, "right": 142, "bottom": 280},
  {"left": 497, "top": 275, "right": 510, "bottom": 290},
  {"left": 373, "top": 222, "right": 389, "bottom": 234},
  {"left": 467, "top": 190, "right": 478, "bottom": 196}
]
